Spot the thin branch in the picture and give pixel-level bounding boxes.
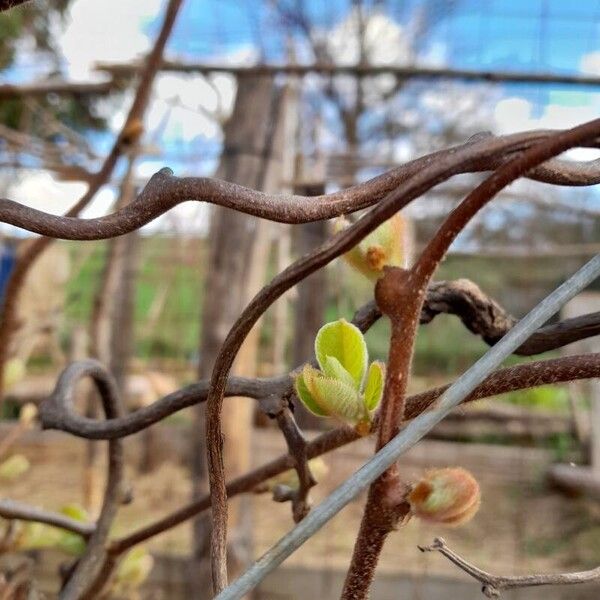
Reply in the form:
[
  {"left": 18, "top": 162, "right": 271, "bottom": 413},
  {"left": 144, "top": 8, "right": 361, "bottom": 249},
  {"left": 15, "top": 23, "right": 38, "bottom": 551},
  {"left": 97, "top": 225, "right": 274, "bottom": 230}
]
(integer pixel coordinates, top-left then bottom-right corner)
[
  {"left": 215, "top": 253, "right": 600, "bottom": 600},
  {"left": 419, "top": 537, "right": 600, "bottom": 598},
  {"left": 0, "top": 500, "right": 94, "bottom": 537},
  {"left": 0, "top": 80, "right": 113, "bottom": 99},
  {"left": 96, "top": 59, "right": 600, "bottom": 88},
  {"left": 271, "top": 405, "right": 316, "bottom": 523},
  {"left": 57, "top": 361, "right": 125, "bottom": 600}
]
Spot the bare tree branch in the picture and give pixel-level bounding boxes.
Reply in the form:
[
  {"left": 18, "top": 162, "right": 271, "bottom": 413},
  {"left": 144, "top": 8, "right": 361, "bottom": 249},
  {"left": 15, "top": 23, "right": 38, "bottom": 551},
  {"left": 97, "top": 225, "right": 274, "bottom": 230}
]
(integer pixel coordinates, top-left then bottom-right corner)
[
  {"left": 96, "top": 59, "right": 600, "bottom": 88},
  {"left": 419, "top": 537, "right": 600, "bottom": 598},
  {"left": 271, "top": 405, "right": 316, "bottom": 522},
  {"left": 0, "top": 80, "right": 113, "bottom": 99},
  {"left": 0, "top": 500, "right": 94, "bottom": 537}
]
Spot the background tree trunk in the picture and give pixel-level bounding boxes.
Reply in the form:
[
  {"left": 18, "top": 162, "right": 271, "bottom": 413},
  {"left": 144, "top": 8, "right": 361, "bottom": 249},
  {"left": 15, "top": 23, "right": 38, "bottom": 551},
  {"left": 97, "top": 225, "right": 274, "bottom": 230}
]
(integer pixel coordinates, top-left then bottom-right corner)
[
  {"left": 190, "top": 76, "right": 294, "bottom": 594},
  {"left": 292, "top": 178, "right": 328, "bottom": 430}
]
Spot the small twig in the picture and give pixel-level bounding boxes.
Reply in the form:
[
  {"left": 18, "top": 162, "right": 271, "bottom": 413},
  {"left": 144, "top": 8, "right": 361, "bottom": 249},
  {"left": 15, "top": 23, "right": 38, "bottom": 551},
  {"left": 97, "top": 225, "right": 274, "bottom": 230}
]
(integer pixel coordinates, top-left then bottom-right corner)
[
  {"left": 273, "top": 405, "right": 316, "bottom": 522},
  {"left": 419, "top": 537, "right": 600, "bottom": 598},
  {"left": 0, "top": 500, "right": 94, "bottom": 537}
]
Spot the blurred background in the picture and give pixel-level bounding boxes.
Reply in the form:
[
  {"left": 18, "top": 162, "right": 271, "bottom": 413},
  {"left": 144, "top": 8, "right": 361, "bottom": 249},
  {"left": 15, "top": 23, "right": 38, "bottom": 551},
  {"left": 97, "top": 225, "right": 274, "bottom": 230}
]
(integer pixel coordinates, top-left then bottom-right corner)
[{"left": 1, "top": 0, "right": 600, "bottom": 598}]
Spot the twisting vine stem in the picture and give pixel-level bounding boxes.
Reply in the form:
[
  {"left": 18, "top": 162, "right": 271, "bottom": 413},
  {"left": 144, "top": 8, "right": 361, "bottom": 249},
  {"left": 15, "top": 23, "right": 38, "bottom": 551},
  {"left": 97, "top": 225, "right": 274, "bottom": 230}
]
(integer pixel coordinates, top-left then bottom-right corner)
[
  {"left": 0, "top": 116, "right": 599, "bottom": 594},
  {"left": 204, "top": 120, "right": 600, "bottom": 594}
]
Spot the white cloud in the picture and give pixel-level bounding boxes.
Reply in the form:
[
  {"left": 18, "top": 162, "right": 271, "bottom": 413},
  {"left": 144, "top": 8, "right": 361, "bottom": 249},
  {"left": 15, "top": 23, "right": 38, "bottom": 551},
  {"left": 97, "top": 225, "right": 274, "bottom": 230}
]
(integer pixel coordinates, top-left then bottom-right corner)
[
  {"left": 580, "top": 51, "right": 600, "bottom": 75},
  {"left": 59, "top": 0, "right": 162, "bottom": 80},
  {"left": 326, "top": 10, "right": 412, "bottom": 66},
  {"left": 494, "top": 96, "right": 600, "bottom": 132},
  {"left": 3, "top": 171, "right": 116, "bottom": 236},
  {"left": 494, "top": 96, "right": 600, "bottom": 161},
  {"left": 8, "top": 171, "right": 87, "bottom": 215}
]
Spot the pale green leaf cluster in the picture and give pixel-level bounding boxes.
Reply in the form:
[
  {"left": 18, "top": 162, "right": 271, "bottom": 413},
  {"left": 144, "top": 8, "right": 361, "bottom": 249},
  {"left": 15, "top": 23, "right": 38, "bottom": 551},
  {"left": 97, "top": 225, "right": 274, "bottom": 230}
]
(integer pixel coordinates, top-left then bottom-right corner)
[
  {"left": 295, "top": 319, "right": 385, "bottom": 434},
  {"left": 11, "top": 503, "right": 89, "bottom": 556}
]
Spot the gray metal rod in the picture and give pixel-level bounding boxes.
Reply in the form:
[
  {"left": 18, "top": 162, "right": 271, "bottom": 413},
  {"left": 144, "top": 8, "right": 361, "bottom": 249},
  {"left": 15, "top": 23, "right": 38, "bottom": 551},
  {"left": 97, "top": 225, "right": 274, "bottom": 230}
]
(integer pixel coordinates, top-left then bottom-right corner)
[{"left": 216, "top": 254, "right": 600, "bottom": 600}]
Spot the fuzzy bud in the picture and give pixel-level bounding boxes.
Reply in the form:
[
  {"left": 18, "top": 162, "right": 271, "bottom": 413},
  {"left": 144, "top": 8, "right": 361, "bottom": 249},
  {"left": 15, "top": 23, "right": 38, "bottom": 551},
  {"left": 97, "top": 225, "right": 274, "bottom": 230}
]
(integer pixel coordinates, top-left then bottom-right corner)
[
  {"left": 407, "top": 467, "right": 480, "bottom": 526},
  {"left": 336, "top": 214, "right": 408, "bottom": 281}
]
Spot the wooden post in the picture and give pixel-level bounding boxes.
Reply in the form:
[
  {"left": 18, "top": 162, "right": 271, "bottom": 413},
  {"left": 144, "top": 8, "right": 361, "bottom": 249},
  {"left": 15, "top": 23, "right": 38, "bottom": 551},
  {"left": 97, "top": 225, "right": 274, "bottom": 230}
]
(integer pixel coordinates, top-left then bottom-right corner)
[
  {"left": 291, "top": 157, "right": 328, "bottom": 429},
  {"left": 84, "top": 152, "right": 138, "bottom": 514},
  {"left": 550, "top": 293, "right": 600, "bottom": 495}
]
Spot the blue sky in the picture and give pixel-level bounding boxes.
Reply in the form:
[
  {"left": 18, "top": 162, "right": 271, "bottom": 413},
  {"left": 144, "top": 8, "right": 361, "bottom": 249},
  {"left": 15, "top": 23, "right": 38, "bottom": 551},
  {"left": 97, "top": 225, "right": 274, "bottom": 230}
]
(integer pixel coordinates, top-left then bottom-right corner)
[{"left": 4, "top": 0, "right": 600, "bottom": 232}]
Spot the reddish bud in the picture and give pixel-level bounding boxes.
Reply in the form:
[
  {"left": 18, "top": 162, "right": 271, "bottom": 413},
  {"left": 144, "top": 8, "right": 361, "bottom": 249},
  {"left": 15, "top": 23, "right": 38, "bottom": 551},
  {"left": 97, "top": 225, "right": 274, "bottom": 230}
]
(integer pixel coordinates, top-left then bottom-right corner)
[{"left": 408, "top": 467, "right": 480, "bottom": 527}]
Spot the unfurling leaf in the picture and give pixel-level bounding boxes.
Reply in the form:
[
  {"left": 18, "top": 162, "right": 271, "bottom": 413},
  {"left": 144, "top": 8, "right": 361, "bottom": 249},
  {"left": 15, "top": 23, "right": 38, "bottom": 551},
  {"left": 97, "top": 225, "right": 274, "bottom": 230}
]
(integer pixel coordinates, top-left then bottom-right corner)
[
  {"left": 321, "top": 355, "right": 356, "bottom": 388},
  {"left": 337, "top": 214, "right": 408, "bottom": 280},
  {"left": 60, "top": 503, "right": 90, "bottom": 523},
  {"left": 315, "top": 318, "right": 367, "bottom": 388},
  {"left": 55, "top": 530, "right": 86, "bottom": 556},
  {"left": 308, "top": 375, "right": 364, "bottom": 422},
  {"left": 295, "top": 319, "right": 386, "bottom": 434},
  {"left": 363, "top": 361, "right": 385, "bottom": 411},
  {"left": 295, "top": 366, "right": 328, "bottom": 417},
  {"left": 408, "top": 467, "right": 480, "bottom": 527},
  {"left": 12, "top": 504, "right": 88, "bottom": 556},
  {"left": 16, "top": 522, "right": 62, "bottom": 551}
]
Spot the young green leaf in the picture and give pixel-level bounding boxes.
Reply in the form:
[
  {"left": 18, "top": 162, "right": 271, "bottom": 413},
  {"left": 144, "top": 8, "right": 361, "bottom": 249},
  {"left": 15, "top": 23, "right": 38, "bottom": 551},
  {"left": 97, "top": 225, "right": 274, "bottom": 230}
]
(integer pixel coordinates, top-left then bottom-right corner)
[
  {"left": 363, "top": 361, "right": 386, "bottom": 411},
  {"left": 60, "top": 503, "right": 89, "bottom": 523},
  {"left": 321, "top": 355, "right": 356, "bottom": 388},
  {"left": 295, "top": 366, "right": 328, "bottom": 416},
  {"left": 56, "top": 531, "right": 86, "bottom": 556},
  {"left": 309, "top": 376, "right": 364, "bottom": 422},
  {"left": 315, "top": 319, "right": 368, "bottom": 388},
  {"left": 17, "top": 522, "right": 61, "bottom": 551}
]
